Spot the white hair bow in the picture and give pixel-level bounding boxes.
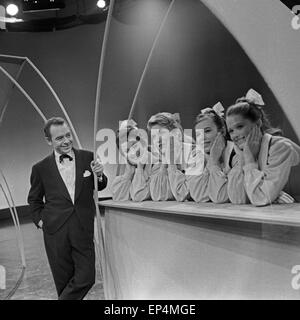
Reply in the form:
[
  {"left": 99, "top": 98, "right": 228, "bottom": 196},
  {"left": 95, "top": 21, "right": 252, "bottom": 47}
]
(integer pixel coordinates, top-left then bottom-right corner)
[
  {"left": 245, "top": 89, "right": 265, "bottom": 106},
  {"left": 119, "top": 119, "right": 138, "bottom": 130},
  {"left": 201, "top": 102, "right": 224, "bottom": 117}
]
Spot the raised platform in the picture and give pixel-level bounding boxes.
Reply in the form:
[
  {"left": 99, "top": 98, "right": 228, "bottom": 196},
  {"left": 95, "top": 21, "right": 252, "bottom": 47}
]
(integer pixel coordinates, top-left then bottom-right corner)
[
  {"left": 99, "top": 200, "right": 300, "bottom": 299},
  {"left": 99, "top": 200, "right": 300, "bottom": 227}
]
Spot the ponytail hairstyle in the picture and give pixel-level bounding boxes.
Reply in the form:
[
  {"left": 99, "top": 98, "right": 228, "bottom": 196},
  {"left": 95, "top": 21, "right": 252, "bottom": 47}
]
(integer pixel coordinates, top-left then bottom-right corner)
[{"left": 226, "top": 89, "right": 282, "bottom": 136}]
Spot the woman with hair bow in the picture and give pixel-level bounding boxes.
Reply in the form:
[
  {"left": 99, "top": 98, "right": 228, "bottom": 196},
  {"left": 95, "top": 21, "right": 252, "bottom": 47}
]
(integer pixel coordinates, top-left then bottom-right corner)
[
  {"left": 226, "top": 89, "right": 300, "bottom": 206},
  {"left": 186, "top": 102, "right": 233, "bottom": 203},
  {"left": 111, "top": 119, "right": 151, "bottom": 201},
  {"left": 147, "top": 112, "right": 194, "bottom": 201}
]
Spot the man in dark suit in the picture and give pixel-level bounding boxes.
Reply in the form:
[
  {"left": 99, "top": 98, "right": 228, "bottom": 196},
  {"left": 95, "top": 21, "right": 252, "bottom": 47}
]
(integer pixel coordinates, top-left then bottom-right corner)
[{"left": 28, "top": 117, "right": 107, "bottom": 300}]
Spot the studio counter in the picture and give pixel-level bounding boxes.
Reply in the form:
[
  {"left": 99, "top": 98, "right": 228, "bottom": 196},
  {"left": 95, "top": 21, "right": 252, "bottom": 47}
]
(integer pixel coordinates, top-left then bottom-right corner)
[{"left": 98, "top": 200, "right": 300, "bottom": 299}]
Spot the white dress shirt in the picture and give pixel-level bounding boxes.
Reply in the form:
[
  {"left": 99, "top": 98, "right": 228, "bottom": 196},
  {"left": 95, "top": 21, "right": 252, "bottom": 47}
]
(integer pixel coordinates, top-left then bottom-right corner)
[{"left": 54, "top": 150, "right": 76, "bottom": 203}]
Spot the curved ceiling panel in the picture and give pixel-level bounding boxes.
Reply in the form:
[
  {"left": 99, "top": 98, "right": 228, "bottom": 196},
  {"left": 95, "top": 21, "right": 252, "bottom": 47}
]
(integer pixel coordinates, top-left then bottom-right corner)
[{"left": 200, "top": 0, "right": 300, "bottom": 140}]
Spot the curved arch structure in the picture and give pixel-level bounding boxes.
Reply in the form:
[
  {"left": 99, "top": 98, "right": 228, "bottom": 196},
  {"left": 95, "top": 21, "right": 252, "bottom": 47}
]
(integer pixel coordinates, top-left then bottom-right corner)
[
  {"left": 0, "top": 65, "right": 47, "bottom": 122},
  {"left": 200, "top": 0, "right": 300, "bottom": 141},
  {"left": 0, "top": 60, "right": 26, "bottom": 124},
  {"left": 128, "top": 0, "right": 176, "bottom": 120},
  {"left": 0, "top": 180, "right": 26, "bottom": 300},
  {"left": 0, "top": 54, "right": 82, "bottom": 148},
  {"left": 0, "top": 53, "right": 83, "bottom": 299},
  {"left": 93, "top": 0, "right": 116, "bottom": 299}
]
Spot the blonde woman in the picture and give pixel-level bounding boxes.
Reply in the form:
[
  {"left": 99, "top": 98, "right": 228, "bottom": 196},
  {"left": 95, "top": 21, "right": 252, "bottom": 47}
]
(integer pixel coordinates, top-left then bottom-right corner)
[
  {"left": 111, "top": 119, "right": 151, "bottom": 201},
  {"left": 147, "top": 112, "right": 194, "bottom": 201}
]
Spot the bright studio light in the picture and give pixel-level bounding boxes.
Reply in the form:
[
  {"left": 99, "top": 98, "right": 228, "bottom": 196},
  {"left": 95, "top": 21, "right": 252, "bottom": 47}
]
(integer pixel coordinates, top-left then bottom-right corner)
[
  {"left": 6, "top": 4, "right": 19, "bottom": 16},
  {"left": 97, "top": 0, "right": 106, "bottom": 9}
]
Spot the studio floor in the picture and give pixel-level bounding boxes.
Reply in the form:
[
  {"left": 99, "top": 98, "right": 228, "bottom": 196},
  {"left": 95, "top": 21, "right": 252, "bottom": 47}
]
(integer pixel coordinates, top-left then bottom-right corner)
[{"left": 0, "top": 216, "right": 105, "bottom": 300}]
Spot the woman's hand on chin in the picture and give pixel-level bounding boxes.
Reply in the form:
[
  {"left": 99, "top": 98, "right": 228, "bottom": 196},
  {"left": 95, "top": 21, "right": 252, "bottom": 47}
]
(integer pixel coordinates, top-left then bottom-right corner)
[
  {"left": 243, "top": 125, "right": 262, "bottom": 164},
  {"left": 209, "top": 133, "right": 226, "bottom": 166}
]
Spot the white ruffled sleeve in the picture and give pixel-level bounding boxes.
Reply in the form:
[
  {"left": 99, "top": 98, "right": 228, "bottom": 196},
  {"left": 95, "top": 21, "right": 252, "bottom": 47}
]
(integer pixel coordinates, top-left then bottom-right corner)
[
  {"left": 111, "top": 164, "right": 135, "bottom": 201},
  {"left": 130, "top": 164, "right": 151, "bottom": 202},
  {"left": 150, "top": 164, "right": 174, "bottom": 201},
  {"left": 207, "top": 162, "right": 229, "bottom": 204},
  {"left": 227, "top": 154, "right": 249, "bottom": 204},
  {"left": 243, "top": 138, "right": 300, "bottom": 206},
  {"left": 167, "top": 165, "right": 189, "bottom": 202},
  {"left": 186, "top": 166, "right": 210, "bottom": 202}
]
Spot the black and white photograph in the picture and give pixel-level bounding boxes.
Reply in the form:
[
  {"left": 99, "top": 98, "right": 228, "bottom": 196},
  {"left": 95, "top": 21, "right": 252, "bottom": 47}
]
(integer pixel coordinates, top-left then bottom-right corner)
[{"left": 0, "top": 0, "right": 300, "bottom": 302}]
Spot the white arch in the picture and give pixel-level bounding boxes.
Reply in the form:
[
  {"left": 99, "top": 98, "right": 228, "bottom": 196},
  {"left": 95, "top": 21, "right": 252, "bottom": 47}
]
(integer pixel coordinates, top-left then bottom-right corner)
[
  {"left": 93, "top": 0, "right": 116, "bottom": 299},
  {"left": 0, "top": 53, "right": 83, "bottom": 298},
  {"left": 0, "top": 182, "right": 26, "bottom": 300},
  {"left": 200, "top": 0, "right": 300, "bottom": 141},
  {"left": 0, "top": 60, "right": 26, "bottom": 124},
  {"left": 128, "top": 0, "right": 176, "bottom": 120},
  {"left": 0, "top": 65, "right": 47, "bottom": 122},
  {"left": 0, "top": 54, "right": 82, "bottom": 148}
]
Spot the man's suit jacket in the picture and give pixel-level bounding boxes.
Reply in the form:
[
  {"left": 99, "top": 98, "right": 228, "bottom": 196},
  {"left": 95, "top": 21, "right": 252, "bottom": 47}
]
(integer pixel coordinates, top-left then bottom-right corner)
[{"left": 28, "top": 149, "right": 107, "bottom": 235}]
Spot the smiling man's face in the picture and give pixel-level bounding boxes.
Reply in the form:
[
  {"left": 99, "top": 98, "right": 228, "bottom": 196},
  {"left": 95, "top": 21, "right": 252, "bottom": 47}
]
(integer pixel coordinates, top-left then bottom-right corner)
[{"left": 47, "top": 123, "right": 73, "bottom": 154}]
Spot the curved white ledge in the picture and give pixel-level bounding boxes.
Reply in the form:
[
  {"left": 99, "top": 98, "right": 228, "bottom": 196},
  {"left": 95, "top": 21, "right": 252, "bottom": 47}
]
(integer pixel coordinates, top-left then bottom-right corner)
[{"left": 99, "top": 200, "right": 300, "bottom": 227}]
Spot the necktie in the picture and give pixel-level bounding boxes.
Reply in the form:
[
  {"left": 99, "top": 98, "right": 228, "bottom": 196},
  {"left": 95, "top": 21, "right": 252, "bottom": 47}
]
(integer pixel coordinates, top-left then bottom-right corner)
[{"left": 59, "top": 154, "right": 73, "bottom": 163}]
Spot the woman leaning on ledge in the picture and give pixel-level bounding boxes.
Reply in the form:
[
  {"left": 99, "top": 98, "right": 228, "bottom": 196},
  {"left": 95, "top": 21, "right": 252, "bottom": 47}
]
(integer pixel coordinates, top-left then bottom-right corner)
[
  {"left": 111, "top": 119, "right": 151, "bottom": 202},
  {"left": 151, "top": 113, "right": 195, "bottom": 202},
  {"left": 147, "top": 112, "right": 179, "bottom": 201},
  {"left": 147, "top": 112, "right": 199, "bottom": 202},
  {"left": 186, "top": 102, "right": 233, "bottom": 204},
  {"left": 226, "top": 89, "right": 300, "bottom": 206}
]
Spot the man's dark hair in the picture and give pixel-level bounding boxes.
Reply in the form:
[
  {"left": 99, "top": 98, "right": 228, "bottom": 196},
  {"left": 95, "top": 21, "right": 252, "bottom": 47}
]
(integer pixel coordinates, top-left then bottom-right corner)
[{"left": 44, "top": 117, "right": 67, "bottom": 140}]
